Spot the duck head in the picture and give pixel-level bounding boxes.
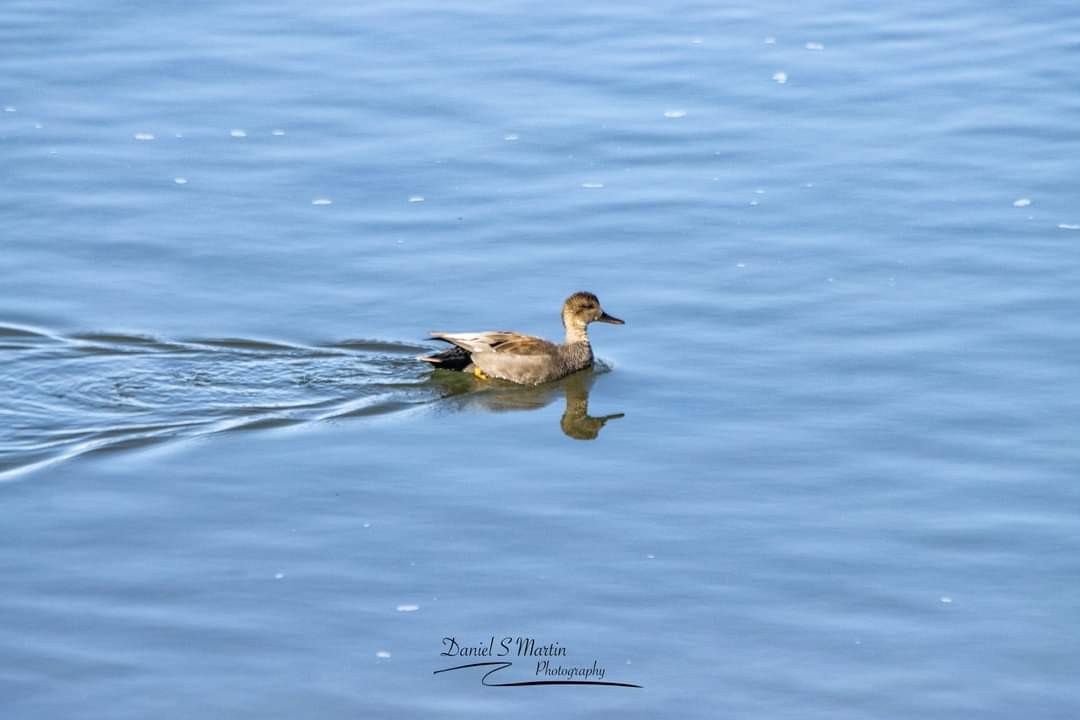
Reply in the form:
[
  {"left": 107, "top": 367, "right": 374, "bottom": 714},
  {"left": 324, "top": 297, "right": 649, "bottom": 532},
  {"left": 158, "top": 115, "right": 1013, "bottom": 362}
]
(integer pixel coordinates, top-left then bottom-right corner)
[{"left": 562, "top": 291, "right": 623, "bottom": 342}]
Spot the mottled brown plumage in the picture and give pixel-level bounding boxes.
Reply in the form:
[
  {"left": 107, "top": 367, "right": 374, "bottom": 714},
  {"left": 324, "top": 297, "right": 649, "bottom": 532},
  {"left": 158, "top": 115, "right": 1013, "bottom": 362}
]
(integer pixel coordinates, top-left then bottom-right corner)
[{"left": 418, "top": 291, "right": 624, "bottom": 385}]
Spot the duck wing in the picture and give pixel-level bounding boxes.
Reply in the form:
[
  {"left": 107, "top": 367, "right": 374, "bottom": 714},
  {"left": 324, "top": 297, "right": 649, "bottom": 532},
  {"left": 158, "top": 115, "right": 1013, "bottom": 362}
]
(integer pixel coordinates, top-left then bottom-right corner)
[{"left": 430, "top": 331, "right": 555, "bottom": 356}]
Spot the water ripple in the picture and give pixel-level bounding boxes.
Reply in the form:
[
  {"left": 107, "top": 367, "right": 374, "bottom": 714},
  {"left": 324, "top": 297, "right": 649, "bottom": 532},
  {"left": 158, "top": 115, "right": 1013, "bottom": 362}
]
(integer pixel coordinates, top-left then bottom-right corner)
[{"left": 0, "top": 324, "right": 439, "bottom": 481}]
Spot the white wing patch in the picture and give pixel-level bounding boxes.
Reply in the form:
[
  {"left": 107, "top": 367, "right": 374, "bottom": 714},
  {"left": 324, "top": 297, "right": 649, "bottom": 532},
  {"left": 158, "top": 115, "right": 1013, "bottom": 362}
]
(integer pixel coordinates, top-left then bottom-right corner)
[{"left": 430, "top": 332, "right": 499, "bottom": 354}]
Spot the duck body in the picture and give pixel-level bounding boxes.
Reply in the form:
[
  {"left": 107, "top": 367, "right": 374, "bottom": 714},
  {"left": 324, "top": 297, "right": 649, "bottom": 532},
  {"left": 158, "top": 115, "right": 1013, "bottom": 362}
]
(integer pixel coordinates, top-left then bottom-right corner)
[
  {"left": 426, "top": 332, "right": 593, "bottom": 385},
  {"left": 419, "top": 292, "right": 623, "bottom": 386}
]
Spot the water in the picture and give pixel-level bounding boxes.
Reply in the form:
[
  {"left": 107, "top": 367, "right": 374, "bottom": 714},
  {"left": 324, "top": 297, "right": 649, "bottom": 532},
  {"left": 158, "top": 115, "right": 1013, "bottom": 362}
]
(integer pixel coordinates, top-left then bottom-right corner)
[{"left": 3, "top": 0, "right": 1080, "bottom": 717}]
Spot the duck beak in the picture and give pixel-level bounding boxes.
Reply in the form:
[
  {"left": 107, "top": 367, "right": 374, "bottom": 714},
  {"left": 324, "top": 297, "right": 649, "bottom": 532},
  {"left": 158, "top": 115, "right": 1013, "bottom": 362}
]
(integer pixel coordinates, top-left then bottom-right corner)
[{"left": 597, "top": 311, "right": 624, "bottom": 325}]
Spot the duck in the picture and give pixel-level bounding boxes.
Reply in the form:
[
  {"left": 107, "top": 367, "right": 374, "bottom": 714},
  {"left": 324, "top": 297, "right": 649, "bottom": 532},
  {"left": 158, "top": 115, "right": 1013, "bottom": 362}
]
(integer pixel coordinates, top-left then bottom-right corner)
[{"left": 418, "top": 291, "right": 624, "bottom": 385}]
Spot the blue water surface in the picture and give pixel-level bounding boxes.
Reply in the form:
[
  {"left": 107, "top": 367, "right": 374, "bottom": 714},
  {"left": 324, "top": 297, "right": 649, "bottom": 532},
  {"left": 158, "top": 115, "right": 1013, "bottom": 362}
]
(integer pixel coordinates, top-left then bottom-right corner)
[{"left": 2, "top": 1, "right": 1080, "bottom": 717}]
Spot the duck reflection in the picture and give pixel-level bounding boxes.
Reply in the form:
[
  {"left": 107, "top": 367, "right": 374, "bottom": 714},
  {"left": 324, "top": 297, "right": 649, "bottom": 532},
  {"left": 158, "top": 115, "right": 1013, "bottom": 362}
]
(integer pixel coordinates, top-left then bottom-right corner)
[{"left": 429, "top": 367, "right": 624, "bottom": 440}]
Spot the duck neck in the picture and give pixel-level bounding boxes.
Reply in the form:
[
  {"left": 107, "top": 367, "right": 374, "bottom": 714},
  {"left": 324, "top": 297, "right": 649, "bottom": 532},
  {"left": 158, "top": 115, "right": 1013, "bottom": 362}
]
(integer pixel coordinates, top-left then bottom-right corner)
[{"left": 563, "top": 321, "right": 590, "bottom": 346}]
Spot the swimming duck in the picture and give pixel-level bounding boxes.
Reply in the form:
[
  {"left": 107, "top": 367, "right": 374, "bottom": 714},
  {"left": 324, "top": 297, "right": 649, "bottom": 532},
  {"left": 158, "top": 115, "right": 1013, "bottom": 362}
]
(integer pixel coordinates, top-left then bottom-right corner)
[{"left": 418, "top": 291, "right": 624, "bottom": 385}]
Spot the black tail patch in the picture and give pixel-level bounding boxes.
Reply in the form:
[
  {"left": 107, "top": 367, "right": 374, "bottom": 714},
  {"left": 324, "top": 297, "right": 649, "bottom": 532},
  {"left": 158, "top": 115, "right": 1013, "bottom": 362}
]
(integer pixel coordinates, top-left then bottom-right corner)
[{"left": 419, "top": 346, "right": 472, "bottom": 372}]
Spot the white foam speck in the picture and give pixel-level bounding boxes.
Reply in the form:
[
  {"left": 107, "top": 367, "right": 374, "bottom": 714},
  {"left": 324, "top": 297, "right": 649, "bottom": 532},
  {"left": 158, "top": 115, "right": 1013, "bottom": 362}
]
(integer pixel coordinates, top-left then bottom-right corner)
[
  {"left": 804, "top": 182, "right": 815, "bottom": 188},
  {"left": 1058, "top": 223, "right": 1080, "bottom": 230},
  {"left": 134, "top": 132, "right": 155, "bottom": 141},
  {"left": 940, "top": 596, "right": 953, "bottom": 604},
  {"left": 362, "top": 522, "right": 371, "bottom": 528},
  {"left": 504, "top": 133, "right": 519, "bottom": 141},
  {"left": 271, "top": 129, "right": 286, "bottom": 136},
  {"left": 1013, "top": 197, "right": 1031, "bottom": 208},
  {"left": 805, "top": 42, "right": 825, "bottom": 51},
  {"left": 764, "top": 37, "right": 776, "bottom": 45},
  {"left": 737, "top": 263, "right": 746, "bottom": 268},
  {"left": 174, "top": 177, "right": 188, "bottom": 185},
  {"left": 691, "top": 37, "right": 704, "bottom": 45},
  {"left": 3, "top": 106, "right": 15, "bottom": 112},
  {"left": 312, "top": 198, "right": 333, "bottom": 206},
  {"left": 175, "top": 133, "right": 184, "bottom": 138},
  {"left": 663, "top": 109, "right": 687, "bottom": 118},
  {"left": 582, "top": 182, "right": 604, "bottom": 189},
  {"left": 408, "top": 196, "right": 425, "bottom": 203},
  {"left": 274, "top": 573, "right": 285, "bottom": 580},
  {"left": 230, "top": 129, "right": 247, "bottom": 138},
  {"left": 749, "top": 200, "right": 759, "bottom": 206},
  {"left": 376, "top": 650, "right": 392, "bottom": 659},
  {"left": 754, "top": 188, "right": 766, "bottom": 194},
  {"left": 772, "top": 71, "right": 788, "bottom": 84},
  {"left": 396, "top": 603, "right": 419, "bottom": 613},
  {"left": 34, "top": 122, "right": 43, "bottom": 129},
  {"left": 646, "top": 554, "right": 656, "bottom": 559}
]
